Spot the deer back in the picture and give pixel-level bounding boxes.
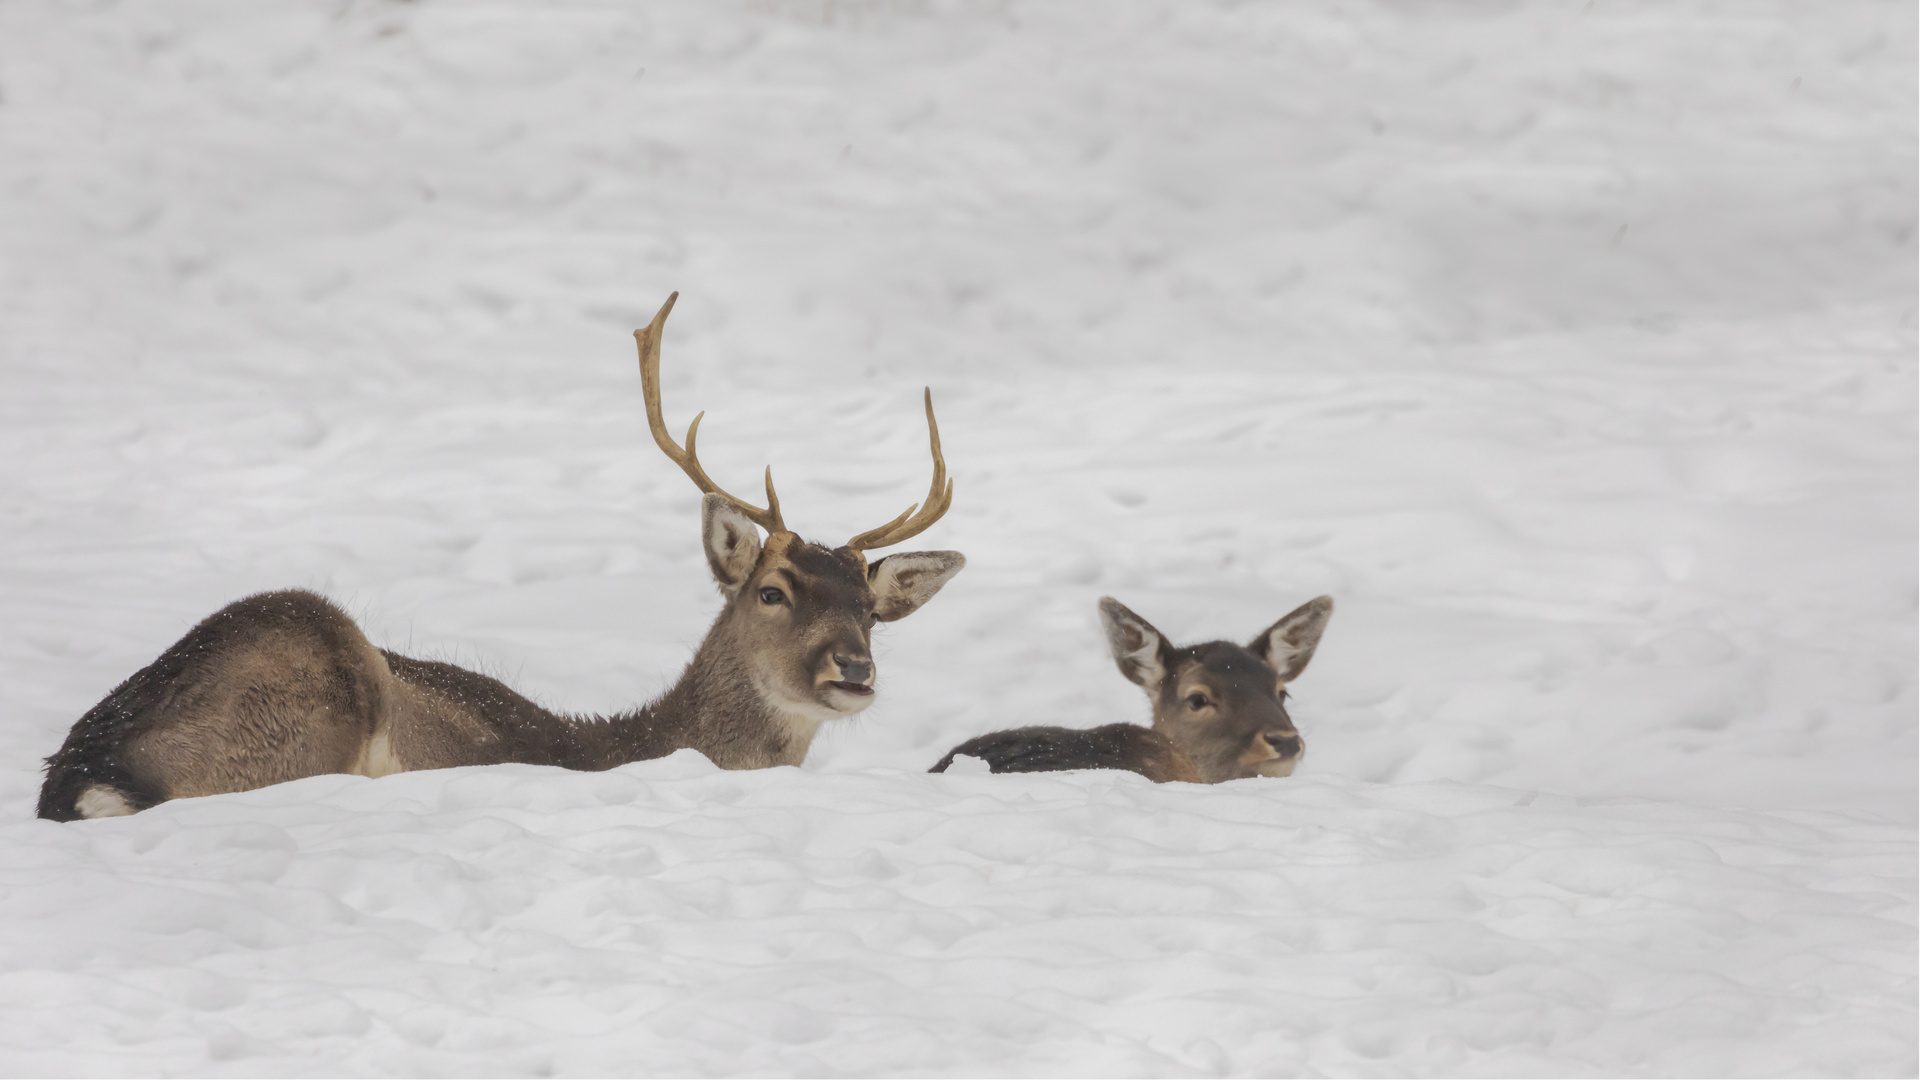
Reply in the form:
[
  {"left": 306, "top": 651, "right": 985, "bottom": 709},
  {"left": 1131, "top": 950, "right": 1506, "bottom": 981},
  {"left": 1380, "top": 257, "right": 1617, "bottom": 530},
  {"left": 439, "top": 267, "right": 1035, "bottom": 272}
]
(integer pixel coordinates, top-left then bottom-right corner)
[
  {"left": 39, "top": 590, "right": 515, "bottom": 818},
  {"left": 930, "top": 723, "right": 1203, "bottom": 783}
]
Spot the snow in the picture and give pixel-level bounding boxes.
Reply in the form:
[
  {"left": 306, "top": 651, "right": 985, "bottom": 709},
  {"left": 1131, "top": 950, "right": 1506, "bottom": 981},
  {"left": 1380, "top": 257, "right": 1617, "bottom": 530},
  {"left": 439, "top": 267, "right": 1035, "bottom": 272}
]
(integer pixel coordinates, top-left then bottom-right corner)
[
  {"left": 0, "top": 1, "right": 1913, "bottom": 1074},
  {"left": 3, "top": 756, "right": 1913, "bottom": 1076}
]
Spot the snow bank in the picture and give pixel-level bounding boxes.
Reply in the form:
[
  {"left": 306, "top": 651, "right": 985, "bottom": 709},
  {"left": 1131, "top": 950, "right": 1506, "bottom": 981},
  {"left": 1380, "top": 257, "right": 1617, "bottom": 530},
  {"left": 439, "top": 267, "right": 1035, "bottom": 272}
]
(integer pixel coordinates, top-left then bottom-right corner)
[
  {"left": 0, "top": 0, "right": 1912, "bottom": 1073},
  {"left": 1, "top": 756, "right": 1912, "bottom": 1076}
]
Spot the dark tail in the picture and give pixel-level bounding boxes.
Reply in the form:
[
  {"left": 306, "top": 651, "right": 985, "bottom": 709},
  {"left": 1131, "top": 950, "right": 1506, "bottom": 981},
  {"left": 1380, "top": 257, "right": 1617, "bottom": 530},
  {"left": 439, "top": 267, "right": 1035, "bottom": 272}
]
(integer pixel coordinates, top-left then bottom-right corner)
[
  {"left": 37, "top": 661, "right": 175, "bottom": 821},
  {"left": 37, "top": 757, "right": 162, "bottom": 821}
]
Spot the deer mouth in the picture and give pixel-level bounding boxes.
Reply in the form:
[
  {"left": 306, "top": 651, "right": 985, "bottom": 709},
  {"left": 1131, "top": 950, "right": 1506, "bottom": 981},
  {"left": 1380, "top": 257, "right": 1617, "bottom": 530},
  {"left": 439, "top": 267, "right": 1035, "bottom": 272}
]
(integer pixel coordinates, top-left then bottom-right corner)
[
  {"left": 826, "top": 680, "right": 874, "bottom": 697},
  {"left": 1252, "top": 754, "right": 1301, "bottom": 778}
]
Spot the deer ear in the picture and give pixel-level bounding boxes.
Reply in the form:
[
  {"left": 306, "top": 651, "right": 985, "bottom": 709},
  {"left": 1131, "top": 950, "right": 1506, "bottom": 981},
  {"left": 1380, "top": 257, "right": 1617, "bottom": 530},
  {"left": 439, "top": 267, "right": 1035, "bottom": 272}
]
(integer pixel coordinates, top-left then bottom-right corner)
[
  {"left": 869, "top": 551, "right": 965, "bottom": 622},
  {"left": 1250, "top": 596, "right": 1333, "bottom": 682},
  {"left": 701, "top": 494, "right": 763, "bottom": 594},
  {"left": 1098, "top": 597, "right": 1173, "bottom": 693}
]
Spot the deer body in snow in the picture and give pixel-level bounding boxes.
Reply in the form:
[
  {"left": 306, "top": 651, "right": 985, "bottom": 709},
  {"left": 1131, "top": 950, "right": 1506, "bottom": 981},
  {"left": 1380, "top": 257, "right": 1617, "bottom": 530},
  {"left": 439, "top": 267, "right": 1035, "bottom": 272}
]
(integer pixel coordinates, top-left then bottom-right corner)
[
  {"left": 39, "top": 293, "right": 965, "bottom": 820},
  {"left": 931, "top": 596, "right": 1331, "bottom": 784}
]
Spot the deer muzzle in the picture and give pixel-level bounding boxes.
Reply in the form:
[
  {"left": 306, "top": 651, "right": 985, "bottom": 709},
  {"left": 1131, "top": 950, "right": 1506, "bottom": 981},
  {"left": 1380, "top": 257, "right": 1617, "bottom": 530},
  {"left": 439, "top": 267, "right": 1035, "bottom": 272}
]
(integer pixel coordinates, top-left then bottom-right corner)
[
  {"left": 1249, "top": 728, "right": 1304, "bottom": 777},
  {"left": 825, "top": 653, "right": 875, "bottom": 699},
  {"left": 1264, "top": 731, "right": 1302, "bottom": 759}
]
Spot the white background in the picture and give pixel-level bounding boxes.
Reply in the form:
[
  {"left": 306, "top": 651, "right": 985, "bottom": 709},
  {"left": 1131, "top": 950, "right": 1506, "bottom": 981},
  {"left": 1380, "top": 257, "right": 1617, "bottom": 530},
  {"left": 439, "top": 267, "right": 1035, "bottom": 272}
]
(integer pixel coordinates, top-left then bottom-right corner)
[{"left": 0, "top": 2, "right": 1912, "bottom": 1074}]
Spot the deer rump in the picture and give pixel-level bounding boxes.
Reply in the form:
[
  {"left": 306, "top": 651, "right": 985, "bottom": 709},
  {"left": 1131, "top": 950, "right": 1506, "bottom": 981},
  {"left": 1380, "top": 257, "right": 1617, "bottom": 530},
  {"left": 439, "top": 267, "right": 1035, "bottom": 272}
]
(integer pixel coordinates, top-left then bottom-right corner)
[
  {"left": 39, "top": 589, "right": 599, "bottom": 820},
  {"left": 38, "top": 293, "right": 966, "bottom": 820}
]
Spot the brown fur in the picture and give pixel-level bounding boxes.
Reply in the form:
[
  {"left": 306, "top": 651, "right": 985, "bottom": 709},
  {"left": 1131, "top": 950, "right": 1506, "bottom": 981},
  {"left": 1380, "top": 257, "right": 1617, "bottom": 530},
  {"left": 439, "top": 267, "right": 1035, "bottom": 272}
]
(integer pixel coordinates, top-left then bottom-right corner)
[
  {"left": 928, "top": 596, "right": 1332, "bottom": 785},
  {"left": 38, "top": 497, "right": 964, "bottom": 820}
]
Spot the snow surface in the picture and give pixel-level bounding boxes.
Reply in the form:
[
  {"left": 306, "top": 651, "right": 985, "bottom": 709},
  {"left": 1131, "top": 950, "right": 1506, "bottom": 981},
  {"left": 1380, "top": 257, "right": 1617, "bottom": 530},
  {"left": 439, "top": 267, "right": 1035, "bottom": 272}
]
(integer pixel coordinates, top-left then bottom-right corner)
[{"left": 0, "top": 1, "right": 1913, "bottom": 1074}]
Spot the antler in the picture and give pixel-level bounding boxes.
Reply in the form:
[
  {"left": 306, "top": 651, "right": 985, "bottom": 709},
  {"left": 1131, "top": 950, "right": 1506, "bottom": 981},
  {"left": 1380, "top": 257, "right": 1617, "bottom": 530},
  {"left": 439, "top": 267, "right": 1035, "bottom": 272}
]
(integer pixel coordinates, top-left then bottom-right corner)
[
  {"left": 634, "top": 292, "right": 787, "bottom": 535},
  {"left": 846, "top": 388, "right": 954, "bottom": 552}
]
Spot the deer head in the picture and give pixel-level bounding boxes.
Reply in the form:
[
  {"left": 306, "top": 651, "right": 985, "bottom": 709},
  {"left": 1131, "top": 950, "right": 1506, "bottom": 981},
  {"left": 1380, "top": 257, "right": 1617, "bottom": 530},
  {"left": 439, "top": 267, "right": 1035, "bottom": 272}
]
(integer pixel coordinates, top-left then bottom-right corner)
[
  {"left": 1098, "top": 595, "right": 1333, "bottom": 782},
  {"left": 635, "top": 293, "right": 965, "bottom": 729}
]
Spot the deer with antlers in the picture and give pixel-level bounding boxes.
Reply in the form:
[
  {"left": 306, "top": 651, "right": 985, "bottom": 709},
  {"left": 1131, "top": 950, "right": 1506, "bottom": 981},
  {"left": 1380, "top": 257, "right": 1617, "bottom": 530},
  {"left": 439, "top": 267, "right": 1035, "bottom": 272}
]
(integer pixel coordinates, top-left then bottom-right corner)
[{"left": 38, "top": 293, "right": 964, "bottom": 820}]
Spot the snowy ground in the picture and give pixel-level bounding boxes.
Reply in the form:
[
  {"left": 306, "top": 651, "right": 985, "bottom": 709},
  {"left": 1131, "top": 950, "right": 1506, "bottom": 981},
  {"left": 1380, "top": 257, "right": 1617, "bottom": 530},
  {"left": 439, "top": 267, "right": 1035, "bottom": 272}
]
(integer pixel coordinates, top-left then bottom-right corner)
[{"left": 0, "top": 1, "right": 1913, "bottom": 1075}]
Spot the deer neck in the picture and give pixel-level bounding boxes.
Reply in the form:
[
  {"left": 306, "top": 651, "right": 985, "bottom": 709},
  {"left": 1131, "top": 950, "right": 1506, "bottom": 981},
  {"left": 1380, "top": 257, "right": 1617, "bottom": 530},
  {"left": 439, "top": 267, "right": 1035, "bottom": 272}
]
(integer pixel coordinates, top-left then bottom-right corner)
[{"left": 587, "top": 607, "right": 829, "bottom": 771}]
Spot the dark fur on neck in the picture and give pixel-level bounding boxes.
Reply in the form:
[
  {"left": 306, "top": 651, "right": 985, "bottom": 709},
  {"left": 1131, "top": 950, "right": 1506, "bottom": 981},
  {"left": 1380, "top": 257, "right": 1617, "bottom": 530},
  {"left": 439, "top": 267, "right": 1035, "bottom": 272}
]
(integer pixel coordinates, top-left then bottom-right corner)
[{"left": 378, "top": 607, "right": 812, "bottom": 774}]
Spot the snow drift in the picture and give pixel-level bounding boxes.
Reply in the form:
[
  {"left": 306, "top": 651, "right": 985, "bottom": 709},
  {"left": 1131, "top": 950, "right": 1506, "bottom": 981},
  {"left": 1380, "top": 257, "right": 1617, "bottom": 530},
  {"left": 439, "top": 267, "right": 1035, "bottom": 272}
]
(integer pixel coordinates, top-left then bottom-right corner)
[{"left": 0, "top": 1, "right": 1912, "bottom": 1074}]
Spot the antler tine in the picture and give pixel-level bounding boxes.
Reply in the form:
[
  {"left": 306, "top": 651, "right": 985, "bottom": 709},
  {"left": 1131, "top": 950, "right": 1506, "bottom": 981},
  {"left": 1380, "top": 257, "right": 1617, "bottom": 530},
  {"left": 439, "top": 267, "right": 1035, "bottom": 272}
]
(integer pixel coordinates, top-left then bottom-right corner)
[
  {"left": 634, "top": 292, "right": 786, "bottom": 534},
  {"left": 847, "top": 388, "right": 954, "bottom": 552}
]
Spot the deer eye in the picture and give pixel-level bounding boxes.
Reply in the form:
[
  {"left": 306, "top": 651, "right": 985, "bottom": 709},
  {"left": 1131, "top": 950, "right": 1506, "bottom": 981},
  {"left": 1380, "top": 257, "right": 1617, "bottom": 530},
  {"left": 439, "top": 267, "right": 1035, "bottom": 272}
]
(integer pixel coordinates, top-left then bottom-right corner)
[
  {"left": 759, "top": 587, "right": 787, "bottom": 606},
  {"left": 1185, "top": 692, "right": 1210, "bottom": 711}
]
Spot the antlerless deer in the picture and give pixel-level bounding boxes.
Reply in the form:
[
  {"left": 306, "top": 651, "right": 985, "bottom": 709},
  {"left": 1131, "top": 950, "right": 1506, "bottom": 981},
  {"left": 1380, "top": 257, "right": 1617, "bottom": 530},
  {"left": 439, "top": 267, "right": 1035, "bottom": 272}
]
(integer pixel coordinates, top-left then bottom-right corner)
[
  {"left": 39, "top": 293, "right": 965, "bottom": 820},
  {"left": 932, "top": 596, "right": 1332, "bottom": 784}
]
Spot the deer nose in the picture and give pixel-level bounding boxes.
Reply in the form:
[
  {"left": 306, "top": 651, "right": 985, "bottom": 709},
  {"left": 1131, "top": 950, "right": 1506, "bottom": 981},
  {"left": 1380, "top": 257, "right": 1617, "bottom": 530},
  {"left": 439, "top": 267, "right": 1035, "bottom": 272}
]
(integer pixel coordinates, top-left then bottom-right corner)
[
  {"left": 833, "top": 655, "right": 873, "bottom": 684},
  {"left": 1264, "top": 732, "right": 1302, "bottom": 758}
]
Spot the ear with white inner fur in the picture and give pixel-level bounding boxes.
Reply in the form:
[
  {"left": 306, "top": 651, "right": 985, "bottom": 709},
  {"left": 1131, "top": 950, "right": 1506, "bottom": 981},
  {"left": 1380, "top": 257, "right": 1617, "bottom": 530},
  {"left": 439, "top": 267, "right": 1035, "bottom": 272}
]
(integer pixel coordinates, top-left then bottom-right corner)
[
  {"left": 868, "top": 551, "right": 965, "bottom": 622},
  {"left": 1098, "top": 597, "right": 1173, "bottom": 694},
  {"left": 701, "top": 493, "right": 764, "bottom": 594},
  {"left": 1249, "top": 596, "right": 1334, "bottom": 682}
]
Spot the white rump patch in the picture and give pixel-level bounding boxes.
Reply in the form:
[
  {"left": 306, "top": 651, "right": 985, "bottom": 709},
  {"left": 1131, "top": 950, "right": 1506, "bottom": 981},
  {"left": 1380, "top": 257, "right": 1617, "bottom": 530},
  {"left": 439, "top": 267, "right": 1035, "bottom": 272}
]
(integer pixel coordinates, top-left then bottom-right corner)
[
  {"left": 74, "top": 785, "right": 135, "bottom": 819},
  {"left": 354, "top": 730, "right": 404, "bottom": 779}
]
